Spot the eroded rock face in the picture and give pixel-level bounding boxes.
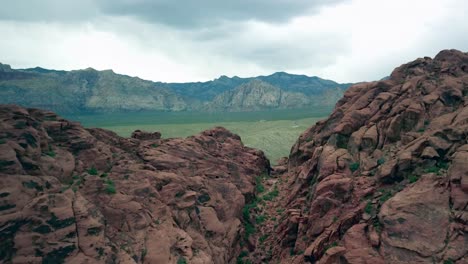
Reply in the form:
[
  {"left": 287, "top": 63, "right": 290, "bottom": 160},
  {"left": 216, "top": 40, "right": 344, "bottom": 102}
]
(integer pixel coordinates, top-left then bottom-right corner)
[
  {"left": 0, "top": 105, "right": 268, "bottom": 263},
  {"left": 254, "top": 50, "right": 468, "bottom": 263}
]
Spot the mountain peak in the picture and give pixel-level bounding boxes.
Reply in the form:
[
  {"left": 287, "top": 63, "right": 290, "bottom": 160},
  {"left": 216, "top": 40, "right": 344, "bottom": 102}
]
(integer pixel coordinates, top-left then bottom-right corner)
[{"left": 0, "top": 62, "right": 12, "bottom": 72}]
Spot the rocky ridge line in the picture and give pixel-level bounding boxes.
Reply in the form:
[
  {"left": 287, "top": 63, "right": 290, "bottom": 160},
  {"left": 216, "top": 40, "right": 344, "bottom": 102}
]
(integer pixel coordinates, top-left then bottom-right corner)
[{"left": 242, "top": 49, "right": 468, "bottom": 264}]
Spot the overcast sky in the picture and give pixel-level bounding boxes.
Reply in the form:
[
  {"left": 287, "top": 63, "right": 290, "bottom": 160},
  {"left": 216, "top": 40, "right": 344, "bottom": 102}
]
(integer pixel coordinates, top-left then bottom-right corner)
[{"left": 0, "top": 0, "right": 467, "bottom": 83}]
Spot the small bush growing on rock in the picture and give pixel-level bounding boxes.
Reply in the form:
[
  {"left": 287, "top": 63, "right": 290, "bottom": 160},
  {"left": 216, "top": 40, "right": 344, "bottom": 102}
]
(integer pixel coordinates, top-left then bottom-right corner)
[
  {"left": 47, "top": 213, "right": 75, "bottom": 229},
  {"left": 364, "top": 202, "right": 373, "bottom": 214},
  {"left": 255, "top": 176, "right": 265, "bottom": 193},
  {"left": 87, "top": 167, "right": 98, "bottom": 175},
  {"left": 350, "top": 162, "right": 360, "bottom": 172},
  {"left": 262, "top": 186, "right": 279, "bottom": 201},
  {"left": 377, "top": 157, "right": 385, "bottom": 165},
  {"left": 177, "top": 257, "right": 187, "bottom": 264},
  {"left": 22, "top": 180, "right": 43, "bottom": 191},
  {"left": 87, "top": 227, "right": 101, "bottom": 236},
  {"left": 238, "top": 251, "right": 248, "bottom": 258},
  {"left": 45, "top": 145, "right": 56, "bottom": 157},
  {"left": 424, "top": 161, "right": 449, "bottom": 175},
  {"left": 42, "top": 245, "right": 76, "bottom": 264},
  {"left": 255, "top": 215, "right": 267, "bottom": 224},
  {"left": 244, "top": 222, "right": 255, "bottom": 239},
  {"left": 408, "top": 175, "right": 420, "bottom": 183},
  {"left": 325, "top": 242, "right": 338, "bottom": 252},
  {"left": 379, "top": 190, "right": 393, "bottom": 203},
  {"left": 259, "top": 234, "right": 269, "bottom": 244},
  {"left": 104, "top": 179, "right": 116, "bottom": 195}
]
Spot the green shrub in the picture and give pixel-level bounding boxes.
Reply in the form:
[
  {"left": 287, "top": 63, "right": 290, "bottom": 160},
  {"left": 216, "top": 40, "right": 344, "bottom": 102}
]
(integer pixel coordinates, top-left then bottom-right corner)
[
  {"left": 424, "top": 161, "right": 449, "bottom": 175},
  {"left": 350, "top": 162, "right": 360, "bottom": 172},
  {"left": 22, "top": 180, "right": 43, "bottom": 191},
  {"left": 177, "top": 257, "right": 187, "bottom": 264},
  {"left": 364, "top": 202, "right": 373, "bottom": 214},
  {"left": 87, "top": 167, "right": 98, "bottom": 175},
  {"left": 47, "top": 213, "right": 75, "bottom": 229},
  {"left": 325, "top": 242, "right": 338, "bottom": 252},
  {"left": 104, "top": 179, "right": 116, "bottom": 195},
  {"left": 242, "top": 199, "right": 258, "bottom": 221},
  {"left": 141, "top": 248, "right": 147, "bottom": 261},
  {"left": 255, "top": 177, "right": 265, "bottom": 193},
  {"left": 379, "top": 190, "right": 393, "bottom": 203},
  {"left": 377, "top": 157, "right": 385, "bottom": 165},
  {"left": 408, "top": 175, "right": 420, "bottom": 183},
  {"left": 42, "top": 245, "right": 76, "bottom": 264},
  {"left": 262, "top": 186, "right": 279, "bottom": 201},
  {"left": 87, "top": 227, "right": 101, "bottom": 236},
  {"left": 255, "top": 215, "right": 267, "bottom": 224},
  {"left": 238, "top": 251, "right": 248, "bottom": 258},
  {"left": 438, "top": 161, "right": 449, "bottom": 170},
  {"left": 259, "top": 234, "right": 269, "bottom": 243},
  {"left": 244, "top": 223, "right": 255, "bottom": 239}
]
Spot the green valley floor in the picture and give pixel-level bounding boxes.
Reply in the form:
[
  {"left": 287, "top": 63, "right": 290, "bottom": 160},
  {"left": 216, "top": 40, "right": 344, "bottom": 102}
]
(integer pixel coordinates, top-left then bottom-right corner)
[{"left": 96, "top": 117, "right": 321, "bottom": 163}]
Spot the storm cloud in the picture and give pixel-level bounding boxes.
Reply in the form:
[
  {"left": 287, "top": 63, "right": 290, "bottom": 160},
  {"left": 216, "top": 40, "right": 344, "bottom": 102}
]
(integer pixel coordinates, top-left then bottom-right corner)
[
  {"left": 0, "top": 0, "right": 467, "bottom": 83},
  {"left": 0, "top": 0, "right": 347, "bottom": 26}
]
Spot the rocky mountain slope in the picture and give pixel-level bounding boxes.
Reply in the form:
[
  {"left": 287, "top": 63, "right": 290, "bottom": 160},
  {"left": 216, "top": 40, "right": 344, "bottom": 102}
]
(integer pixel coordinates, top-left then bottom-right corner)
[
  {"left": 203, "top": 79, "right": 345, "bottom": 112},
  {"left": 0, "top": 105, "right": 269, "bottom": 263},
  {"left": 242, "top": 49, "right": 468, "bottom": 263},
  {"left": 0, "top": 65, "right": 187, "bottom": 113},
  {"left": 0, "top": 64, "right": 351, "bottom": 115}
]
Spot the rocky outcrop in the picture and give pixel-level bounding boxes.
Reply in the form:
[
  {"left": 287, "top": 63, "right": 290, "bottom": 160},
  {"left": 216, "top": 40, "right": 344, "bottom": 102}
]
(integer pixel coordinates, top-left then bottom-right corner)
[
  {"left": 245, "top": 49, "right": 468, "bottom": 263},
  {"left": 0, "top": 105, "right": 269, "bottom": 263},
  {"left": 204, "top": 79, "right": 343, "bottom": 112},
  {"left": 205, "top": 80, "right": 309, "bottom": 111}
]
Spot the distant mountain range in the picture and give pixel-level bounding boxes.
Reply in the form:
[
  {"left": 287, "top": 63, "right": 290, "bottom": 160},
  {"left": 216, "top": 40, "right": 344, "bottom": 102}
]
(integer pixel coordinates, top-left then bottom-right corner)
[{"left": 0, "top": 63, "right": 352, "bottom": 114}]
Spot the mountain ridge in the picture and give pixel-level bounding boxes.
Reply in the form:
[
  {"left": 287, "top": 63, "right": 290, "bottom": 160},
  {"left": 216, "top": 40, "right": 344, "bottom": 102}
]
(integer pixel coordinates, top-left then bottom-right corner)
[{"left": 0, "top": 62, "right": 352, "bottom": 115}]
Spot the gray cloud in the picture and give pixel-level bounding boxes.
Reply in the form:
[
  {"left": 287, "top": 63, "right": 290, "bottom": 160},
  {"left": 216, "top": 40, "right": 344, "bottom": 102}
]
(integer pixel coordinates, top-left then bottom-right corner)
[
  {"left": 0, "top": 0, "right": 347, "bottom": 28},
  {"left": 0, "top": 0, "right": 98, "bottom": 22},
  {"left": 96, "top": 0, "right": 347, "bottom": 28},
  {"left": 0, "top": 0, "right": 466, "bottom": 83}
]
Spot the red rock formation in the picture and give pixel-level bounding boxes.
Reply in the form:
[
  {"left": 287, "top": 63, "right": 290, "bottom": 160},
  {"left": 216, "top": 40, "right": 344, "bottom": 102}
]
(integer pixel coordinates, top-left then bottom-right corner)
[
  {"left": 1, "top": 49, "right": 468, "bottom": 264},
  {"left": 252, "top": 49, "right": 468, "bottom": 263},
  {"left": 0, "top": 105, "right": 268, "bottom": 263}
]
